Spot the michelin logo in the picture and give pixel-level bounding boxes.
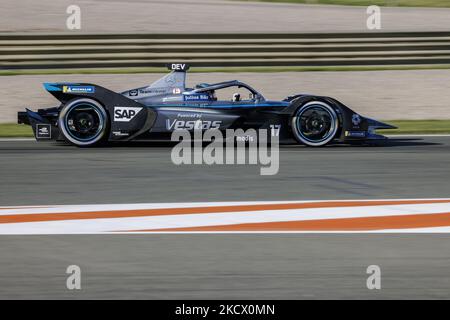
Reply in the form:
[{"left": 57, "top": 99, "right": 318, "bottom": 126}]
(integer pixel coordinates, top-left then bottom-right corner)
[
  {"left": 114, "top": 106, "right": 143, "bottom": 122},
  {"left": 63, "top": 86, "right": 95, "bottom": 94}
]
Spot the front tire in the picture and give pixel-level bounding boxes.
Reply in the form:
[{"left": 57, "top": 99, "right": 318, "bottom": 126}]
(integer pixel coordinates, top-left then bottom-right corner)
[
  {"left": 58, "top": 98, "right": 109, "bottom": 147},
  {"left": 291, "top": 101, "right": 339, "bottom": 147}
]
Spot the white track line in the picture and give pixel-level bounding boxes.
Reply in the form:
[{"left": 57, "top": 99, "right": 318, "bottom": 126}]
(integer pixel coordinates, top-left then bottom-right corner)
[
  {"left": 0, "top": 200, "right": 317, "bottom": 215},
  {"left": 0, "top": 199, "right": 448, "bottom": 215}
]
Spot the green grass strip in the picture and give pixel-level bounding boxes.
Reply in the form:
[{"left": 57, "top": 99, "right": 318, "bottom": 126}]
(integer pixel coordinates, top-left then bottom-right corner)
[
  {"left": 0, "top": 123, "right": 34, "bottom": 137},
  {"left": 378, "top": 120, "right": 450, "bottom": 135}
]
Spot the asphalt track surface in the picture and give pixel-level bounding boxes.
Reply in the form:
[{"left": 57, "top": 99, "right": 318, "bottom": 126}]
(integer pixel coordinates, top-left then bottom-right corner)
[
  {"left": 1, "top": 136, "right": 450, "bottom": 205},
  {"left": 1, "top": 136, "right": 450, "bottom": 299}
]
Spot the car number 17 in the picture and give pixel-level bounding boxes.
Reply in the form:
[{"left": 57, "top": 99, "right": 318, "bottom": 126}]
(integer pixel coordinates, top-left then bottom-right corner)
[{"left": 270, "top": 124, "right": 281, "bottom": 137}]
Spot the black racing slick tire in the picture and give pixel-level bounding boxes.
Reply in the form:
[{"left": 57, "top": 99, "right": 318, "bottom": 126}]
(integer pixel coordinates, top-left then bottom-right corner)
[
  {"left": 58, "top": 98, "right": 109, "bottom": 147},
  {"left": 291, "top": 101, "right": 339, "bottom": 147}
]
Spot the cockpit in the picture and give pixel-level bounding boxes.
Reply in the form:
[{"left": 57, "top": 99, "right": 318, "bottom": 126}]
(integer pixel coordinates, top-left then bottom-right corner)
[
  {"left": 122, "top": 64, "right": 266, "bottom": 106},
  {"left": 184, "top": 80, "right": 265, "bottom": 103}
]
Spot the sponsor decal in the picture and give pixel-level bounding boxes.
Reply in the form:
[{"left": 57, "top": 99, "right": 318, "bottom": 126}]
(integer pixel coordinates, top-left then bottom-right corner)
[
  {"left": 172, "top": 88, "right": 181, "bottom": 94},
  {"left": 176, "top": 113, "right": 202, "bottom": 119},
  {"left": 345, "top": 131, "right": 366, "bottom": 138},
  {"left": 62, "top": 85, "right": 95, "bottom": 94},
  {"left": 139, "top": 88, "right": 166, "bottom": 95},
  {"left": 114, "top": 106, "right": 143, "bottom": 122},
  {"left": 352, "top": 114, "right": 362, "bottom": 126},
  {"left": 36, "top": 124, "right": 51, "bottom": 139},
  {"left": 166, "top": 119, "right": 222, "bottom": 131},
  {"left": 129, "top": 90, "right": 138, "bottom": 97},
  {"left": 112, "top": 131, "right": 130, "bottom": 137},
  {"left": 184, "top": 94, "right": 211, "bottom": 101}
]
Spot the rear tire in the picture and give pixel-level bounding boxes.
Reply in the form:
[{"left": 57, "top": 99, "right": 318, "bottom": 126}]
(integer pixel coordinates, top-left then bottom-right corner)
[
  {"left": 291, "top": 101, "right": 339, "bottom": 147},
  {"left": 58, "top": 98, "right": 109, "bottom": 147}
]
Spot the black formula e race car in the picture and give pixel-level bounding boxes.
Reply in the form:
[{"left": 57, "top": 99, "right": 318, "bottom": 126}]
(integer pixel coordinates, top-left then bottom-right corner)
[{"left": 18, "top": 63, "right": 395, "bottom": 147}]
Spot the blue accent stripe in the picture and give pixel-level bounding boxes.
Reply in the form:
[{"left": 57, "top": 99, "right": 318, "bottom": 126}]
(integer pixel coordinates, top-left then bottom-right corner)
[
  {"left": 43, "top": 83, "right": 61, "bottom": 92},
  {"left": 154, "top": 103, "right": 289, "bottom": 109}
]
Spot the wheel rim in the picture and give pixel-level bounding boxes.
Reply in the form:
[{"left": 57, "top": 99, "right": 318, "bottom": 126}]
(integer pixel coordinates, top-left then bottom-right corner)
[
  {"left": 61, "top": 100, "right": 106, "bottom": 144},
  {"left": 293, "top": 102, "right": 338, "bottom": 146}
]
